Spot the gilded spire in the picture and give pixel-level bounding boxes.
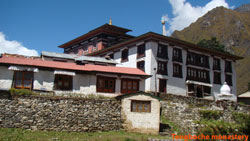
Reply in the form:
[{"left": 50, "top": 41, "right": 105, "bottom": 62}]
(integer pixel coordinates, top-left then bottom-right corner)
[{"left": 109, "top": 17, "right": 112, "bottom": 25}]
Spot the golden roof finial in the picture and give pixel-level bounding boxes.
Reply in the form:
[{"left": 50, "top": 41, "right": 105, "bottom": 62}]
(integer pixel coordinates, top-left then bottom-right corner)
[{"left": 109, "top": 17, "right": 112, "bottom": 25}]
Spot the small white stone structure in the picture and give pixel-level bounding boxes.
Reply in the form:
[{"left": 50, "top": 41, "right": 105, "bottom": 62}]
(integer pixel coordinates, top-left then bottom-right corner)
[
  {"left": 216, "top": 82, "right": 236, "bottom": 101},
  {"left": 116, "top": 92, "right": 161, "bottom": 135}
]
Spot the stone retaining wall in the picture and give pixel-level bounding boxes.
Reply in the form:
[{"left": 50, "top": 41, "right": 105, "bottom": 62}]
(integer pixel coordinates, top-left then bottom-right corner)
[
  {"left": 1, "top": 92, "right": 250, "bottom": 135},
  {"left": 160, "top": 93, "right": 250, "bottom": 135},
  {"left": 0, "top": 95, "right": 122, "bottom": 132}
]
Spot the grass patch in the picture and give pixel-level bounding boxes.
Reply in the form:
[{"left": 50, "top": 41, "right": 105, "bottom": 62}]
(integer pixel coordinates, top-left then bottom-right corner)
[
  {"left": 196, "top": 111, "right": 250, "bottom": 136},
  {"left": 199, "top": 110, "right": 223, "bottom": 120},
  {"left": 195, "top": 120, "right": 240, "bottom": 135},
  {"left": 0, "top": 128, "right": 170, "bottom": 141},
  {"left": 10, "top": 88, "right": 38, "bottom": 96},
  {"left": 160, "top": 113, "right": 182, "bottom": 134},
  {"left": 9, "top": 88, "right": 113, "bottom": 99}
]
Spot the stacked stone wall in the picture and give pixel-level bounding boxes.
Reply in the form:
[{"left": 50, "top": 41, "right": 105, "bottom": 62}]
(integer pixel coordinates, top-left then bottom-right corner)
[
  {"left": 0, "top": 95, "right": 121, "bottom": 132},
  {"left": 160, "top": 94, "right": 250, "bottom": 134}
]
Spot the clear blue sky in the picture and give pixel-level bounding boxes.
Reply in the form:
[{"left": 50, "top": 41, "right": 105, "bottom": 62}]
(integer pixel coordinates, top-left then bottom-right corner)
[{"left": 0, "top": 0, "right": 249, "bottom": 54}]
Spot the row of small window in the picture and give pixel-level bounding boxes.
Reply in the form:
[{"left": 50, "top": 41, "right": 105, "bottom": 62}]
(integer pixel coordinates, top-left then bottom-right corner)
[
  {"left": 136, "top": 60, "right": 182, "bottom": 78},
  {"left": 158, "top": 44, "right": 233, "bottom": 73},
  {"left": 186, "top": 67, "right": 233, "bottom": 86},
  {"left": 13, "top": 71, "right": 140, "bottom": 93},
  {"left": 120, "top": 44, "right": 232, "bottom": 74},
  {"left": 214, "top": 72, "right": 233, "bottom": 86},
  {"left": 121, "top": 44, "right": 145, "bottom": 62},
  {"left": 158, "top": 62, "right": 183, "bottom": 78},
  {"left": 121, "top": 44, "right": 182, "bottom": 62},
  {"left": 97, "top": 77, "right": 139, "bottom": 93},
  {"left": 213, "top": 59, "right": 232, "bottom": 72}
]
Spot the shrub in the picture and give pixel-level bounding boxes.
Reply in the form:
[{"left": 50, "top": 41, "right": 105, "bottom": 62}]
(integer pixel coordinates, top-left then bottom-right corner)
[
  {"left": 196, "top": 120, "right": 240, "bottom": 136},
  {"left": 232, "top": 112, "right": 250, "bottom": 135},
  {"left": 9, "top": 88, "right": 37, "bottom": 96},
  {"left": 199, "top": 110, "right": 223, "bottom": 120}
]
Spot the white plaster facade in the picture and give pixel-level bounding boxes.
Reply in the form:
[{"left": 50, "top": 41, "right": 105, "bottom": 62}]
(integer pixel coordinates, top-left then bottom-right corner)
[
  {"left": 0, "top": 66, "right": 146, "bottom": 97},
  {"left": 0, "top": 66, "right": 14, "bottom": 90},
  {"left": 101, "top": 40, "right": 237, "bottom": 100},
  {"left": 120, "top": 93, "right": 160, "bottom": 135}
]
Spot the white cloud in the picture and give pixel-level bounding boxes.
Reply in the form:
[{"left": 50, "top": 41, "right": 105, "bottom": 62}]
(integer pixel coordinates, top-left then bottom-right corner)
[
  {"left": 165, "top": 0, "right": 230, "bottom": 35},
  {"left": 0, "top": 32, "right": 38, "bottom": 56}
]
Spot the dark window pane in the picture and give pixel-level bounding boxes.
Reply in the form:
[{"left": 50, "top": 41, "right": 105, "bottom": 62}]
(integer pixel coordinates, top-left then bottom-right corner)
[
  {"left": 121, "top": 49, "right": 128, "bottom": 62},
  {"left": 137, "top": 44, "right": 145, "bottom": 58},
  {"left": 137, "top": 61, "right": 145, "bottom": 71},
  {"left": 186, "top": 67, "right": 210, "bottom": 83},
  {"left": 172, "top": 48, "right": 182, "bottom": 62},
  {"left": 225, "top": 61, "right": 232, "bottom": 73},
  {"left": 173, "top": 63, "right": 183, "bottom": 78},
  {"left": 157, "top": 44, "right": 168, "bottom": 59},
  {"left": 157, "top": 61, "right": 168, "bottom": 75},
  {"left": 54, "top": 75, "right": 73, "bottom": 90}
]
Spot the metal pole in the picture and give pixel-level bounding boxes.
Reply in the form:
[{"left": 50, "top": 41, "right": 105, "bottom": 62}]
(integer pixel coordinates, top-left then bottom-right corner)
[{"left": 154, "top": 68, "right": 157, "bottom": 96}]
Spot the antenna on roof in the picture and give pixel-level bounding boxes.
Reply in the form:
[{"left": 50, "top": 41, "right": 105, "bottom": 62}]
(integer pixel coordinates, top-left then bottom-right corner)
[
  {"left": 109, "top": 17, "right": 112, "bottom": 25},
  {"left": 161, "top": 16, "right": 167, "bottom": 36}
]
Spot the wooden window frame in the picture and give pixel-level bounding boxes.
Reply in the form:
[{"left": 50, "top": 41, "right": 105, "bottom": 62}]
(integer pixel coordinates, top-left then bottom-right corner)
[
  {"left": 13, "top": 71, "right": 33, "bottom": 90},
  {"left": 157, "top": 61, "right": 168, "bottom": 75},
  {"left": 137, "top": 61, "right": 145, "bottom": 71},
  {"left": 96, "top": 76, "right": 116, "bottom": 93},
  {"left": 225, "top": 74, "right": 233, "bottom": 86},
  {"left": 173, "top": 63, "right": 183, "bottom": 78},
  {"left": 187, "top": 51, "right": 209, "bottom": 68},
  {"left": 172, "top": 48, "right": 182, "bottom": 62},
  {"left": 213, "top": 58, "right": 221, "bottom": 70},
  {"left": 157, "top": 44, "right": 168, "bottom": 59},
  {"left": 225, "top": 61, "right": 232, "bottom": 73},
  {"left": 54, "top": 74, "right": 73, "bottom": 91},
  {"left": 213, "top": 72, "right": 221, "bottom": 84},
  {"left": 186, "top": 67, "right": 210, "bottom": 83},
  {"left": 131, "top": 100, "right": 151, "bottom": 113},
  {"left": 121, "top": 49, "right": 129, "bottom": 62},
  {"left": 137, "top": 44, "right": 145, "bottom": 58},
  {"left": 121, "top": 79, "right": 139, "bottom": 94}
]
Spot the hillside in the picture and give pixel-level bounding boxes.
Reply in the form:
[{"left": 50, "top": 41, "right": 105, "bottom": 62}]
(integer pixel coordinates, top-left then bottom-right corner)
[{"left": 171, "top": 5, "right": 250, "bottom": 95}]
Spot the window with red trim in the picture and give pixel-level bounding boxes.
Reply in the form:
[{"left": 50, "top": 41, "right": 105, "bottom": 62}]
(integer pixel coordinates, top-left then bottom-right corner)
[
  {"left": 14, "top": 71, "right": 33, "bottom": 89},
  {"left": 121, "top": 79, "right": 139, "bottom": 93},
  {"left": 97, "top": 76, "right": 116, "bottom": 93}
]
